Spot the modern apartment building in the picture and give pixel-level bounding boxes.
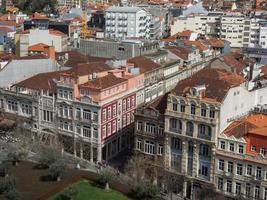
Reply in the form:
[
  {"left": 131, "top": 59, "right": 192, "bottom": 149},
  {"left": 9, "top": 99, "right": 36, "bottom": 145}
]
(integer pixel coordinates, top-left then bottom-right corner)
[
  {"left": 171, "top": 12, "right": 267, "bottom": 48},
  {"left": 105, "top": 6, "right": 151, "bottom": 39}
]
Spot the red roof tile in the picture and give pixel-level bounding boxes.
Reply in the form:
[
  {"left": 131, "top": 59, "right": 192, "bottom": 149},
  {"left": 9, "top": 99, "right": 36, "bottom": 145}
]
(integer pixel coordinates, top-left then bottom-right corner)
[
  {"left": 172, "top": 68, "right": 245, "bottom": 103},
  {"left": 128, "top": 56, "right": 161, "bottom": 73},
  {"left": 28, "top": 43, "right": 49, "bottom": 52}
]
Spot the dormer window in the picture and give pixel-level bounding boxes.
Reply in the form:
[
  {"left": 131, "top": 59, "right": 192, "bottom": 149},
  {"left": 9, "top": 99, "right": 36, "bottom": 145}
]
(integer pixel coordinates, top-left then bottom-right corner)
[
  {"left": 251, "top": 145, "right": 256, "bottom": 151},
  {"left": 260, "top": 148, "right": 266, "bottom": 156}
]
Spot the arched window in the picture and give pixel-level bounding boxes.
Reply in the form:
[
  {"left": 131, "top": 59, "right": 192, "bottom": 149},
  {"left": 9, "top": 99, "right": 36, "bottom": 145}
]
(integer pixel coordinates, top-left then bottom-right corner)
[
  {"left": 198, "top": 124, "right": 212, "bottom": 140},
  {"left": 201, "top": 103, "right": 207, "bottom": 117},
  {"left": 186, "top": 121, "right": 194, "bottom": 136},
  {"left": 170, "top": 118, "right": 177, "bottom": 130},
  {"left": 178, "top": 120, "right": 182, "bottom": 131},
  {"left": 180, "top": 99, "right": 185, "bottom": 113},
  {"left": 210, "top": 106, "right": 215, "bottom": 118},
  {"left": 173, "top": 98, "right": 177, "bottom": 111},
  {"left": 191, "top": 101, "right": 196, "bottom": 115}
]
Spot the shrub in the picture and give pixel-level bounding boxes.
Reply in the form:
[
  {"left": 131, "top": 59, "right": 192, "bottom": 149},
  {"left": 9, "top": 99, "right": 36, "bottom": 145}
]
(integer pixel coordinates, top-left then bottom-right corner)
[
  {"left": 4, "top": 189, "right": 21, "bottom": 200},
  {"left": 48, "top": 161, "right": 66, "bottom": 181},
  {"left": 98, "top": 169, "right": 114, "bottom": 190},
  {"left": 0, "top": 176, "right": 17, "bottom": 194},
  {"left": 132, "top": 181, "right": 160, "bottom": 199},
  {"left": 0, "top": 161, "right": 12, "bottom": 177},
  {"left": 39, "top": 147, "right": 60, "bottom": 168},
  {"left": 7, "top": 149, "right": 28, "bottom": 165},
  {"left": 56, "top": 185, "right": 79, "bottom": 200}
]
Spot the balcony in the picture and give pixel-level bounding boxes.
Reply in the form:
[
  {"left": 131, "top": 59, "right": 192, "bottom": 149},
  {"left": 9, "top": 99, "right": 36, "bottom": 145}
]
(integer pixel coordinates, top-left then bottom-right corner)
[{"left": 169, "top": 128, "right": 182, "bottom": 134}]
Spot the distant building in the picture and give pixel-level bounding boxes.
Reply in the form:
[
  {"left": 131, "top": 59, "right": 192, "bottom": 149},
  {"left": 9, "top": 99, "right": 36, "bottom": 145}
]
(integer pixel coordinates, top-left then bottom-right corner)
[
  {"left": 79, "top": 39, "right": 159, "bottom": 60},
  {"left": 15, "top": 29, "right": 68, "bottom": 57},
  {"left": 105, "top": 6, "right": 151, "bottom": 39}
]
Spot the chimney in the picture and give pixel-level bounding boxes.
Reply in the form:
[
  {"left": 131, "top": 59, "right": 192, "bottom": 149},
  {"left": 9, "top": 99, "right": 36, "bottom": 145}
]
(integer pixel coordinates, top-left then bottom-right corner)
[{"left": 44, "top": 46, "right": 55, "bottom": 60}]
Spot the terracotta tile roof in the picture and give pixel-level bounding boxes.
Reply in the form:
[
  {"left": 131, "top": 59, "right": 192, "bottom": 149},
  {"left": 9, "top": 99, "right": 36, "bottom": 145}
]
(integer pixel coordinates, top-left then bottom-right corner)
[
  {"left": 0, "top": 27, "right": 13, "bottom": 32},
  {"left": 0, "top": 53, "right": 18, "bottom": 61},
  {"left": 17, "top": 54, "right": 48, "bottom": 60},
  {"left": 79, "top": 73, "right": 127, "bottom": 91},
  {"left": 222, "top": 53, "right": 246, "bottom": 73},
  {"left": 56, "top": 51, "right": 90, "bottom": 68},
  {"left": 0, "top": 20, "right": 17, "bottom": 26},
  {"left": 223, "top": 114, "right": 267, "bottom": 138},
  {"left": 127, "top": 56, "right": 161, "bottom": 73},
  {"left": 184, "top": 40, "right": 208, "bottom": 52},
  {"left": 15, "top": 71, "right": 65, "bottom": 92},
  {"left": 206, "top": 39, "right": 227, "bottom": 48},
  {"left": 172, "top": 68, "right": 245, "bottom": 103},
  {"left": 49, "top": 29, "right": 65, "bottom": 36},
  {"left": 70, "top": 62, "right": 113, "bottom": 76},
  {"left": 165, "top": 46, "right": 191, "bottom": 60},
  {"left": 28, "top": 43, "right": 49, "bottom": 52},
  {"left": 31, "top": 12, "right": 49, "bottom": 20}
]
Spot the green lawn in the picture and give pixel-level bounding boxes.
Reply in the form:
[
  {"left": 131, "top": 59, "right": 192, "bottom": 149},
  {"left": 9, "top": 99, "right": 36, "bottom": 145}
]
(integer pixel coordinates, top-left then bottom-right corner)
[{"left": 49, "top": 180, "right": 132, "bottom": 200}]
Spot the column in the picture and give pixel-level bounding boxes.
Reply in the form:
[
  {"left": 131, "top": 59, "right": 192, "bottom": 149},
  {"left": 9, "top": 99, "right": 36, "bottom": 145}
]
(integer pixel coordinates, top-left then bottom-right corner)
[
  {"left": 182, "top": 141, "right": 188, "bottom": 174},
  {"left": 80, "top": 143, "right": 83, "bottom": 159},
  {"left": 192, "top": 143, "right": 199, "bottom": 177},
  {"left": 97, "top": 145, "right": 102, "bottom": 162},
  {"left": 73, "top": 140, "right": 77, "bottom": 157},
  {"left": 164, "top": 135, "right": 171, "bottom": 169},
  {"left": 183, "top": 181, "right": 187, "bottom": 198},
  {"left": 90, "top": 145, "right": 93, "bottom": 162},
  {"left": 209, "top": 147, "right": 216, "bottom": 182}
]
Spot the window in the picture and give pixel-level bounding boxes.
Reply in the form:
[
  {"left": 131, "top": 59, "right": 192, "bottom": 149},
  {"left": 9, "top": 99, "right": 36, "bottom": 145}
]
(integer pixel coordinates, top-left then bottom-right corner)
[
  {"left": 229, "top": 143, "right": 235, "bottom": 152},
  {"left": 201, "top": 104, "right": 206, "bottom": 117},
  {"left": 200, "top": 144, "right": 210, "bottom": 157},
  {"left": 219, "top": 159, "right": 225, "bottom": 171},
  {"left": 43, "top": 110, "right": 53, "bottom": 122},
  {"left": 21, "top": 103, "right": 31, "bottom": 115},
  {"left": 218, "top": 178, "right": 223, "bottom": 190},
  {"left": 236, "top": 163, "right": 243, "bottom": 175},
  {"left": 256, "top": 167, "right": 262, "bottom": 179},
  {"left": 108, "top": 107, "right": 111, "bottom": 120},
  {"left": 131, "top": 96, "right": 135, "bottom": 108},
  {"left": 210, "top": 106, "right": 215, "bottom": 118},
  {"left": 76, "top": 125, "right": 81, "bottom": 134},
  {"left": 102, "top": 125, "right": 106, "bottom": 138},
  {"left": 112, "top": 120, "right": 116, "bottom": 133},
  {"left": 226, "top": 180, "right": 232, "bottom": 193},
  {"left": 200, "top": 165, "right": 208, "bottom": 177},
  {"left": 191, "top": 102, "right": 196, "bottom": 115},
  {"left": 245, "top": 183, "right": 251, "bottom": 198},
  {"left": 83, "top": 109, "right": 91, "bottom": 120},
  {"left": 255, "top": 186, "right": 260, "bottom": 200},
  {"left": 261, "top": 148, "right": 266, "bottom": 156},
  {"left": 102, "top": 109, "right": 106, "bottom": 122},
  {"left": 123, "top": 99, "right": 126, "bottom": 112},
  {"left": 186, "top": 121, "right": 194, "bottom": 135},
  {"left": 180, "top": 100, "right": 185, "bottom": 112},
  {"left": 76, "top": 108, "right": 81, "bottom": 119},
  {"left": 83, "top": 126, "right": 91, "bottom": 138},
  {"left": 145, "top": 123, "right": 156, "bottom": 134},
  {"left": 235, "top": 182, "right": 241, "bottom": 195},
  {"left": 127, "top": 98, "right": 130, "bottom": 109},
  {"left": 144, "top": 140, "right": 155, "bottom": 154},
  {"left": 107, "top": 123, "right": 111, "bottom": 136},
  {"left": 7, "top": 100, "right": 18, "bottom": 111},
  {"left": 158, "top": 126, "right": 164, "bottom": 135},
  {"left": 113, "top": 104, "right": 116, "bottom": 117},
  {"left": 64, "top": 91, "right": 68, "bottom": 99},
  {"left": 252, "top": 145, "right": 256, "bottom": 151},
  {"left": 137, "top": 121, "right": 142, "bottom": 131},
  {"left": 220, "top": 141, "right": 226, "bottom": 149},
  {"left": 171, "top": 138, "right": 182, "bottom": 150},
  {"left": 59, "top": 90, "right": 63, "bottom": 98},
  {"left": 69, "top": 91, "right": 73, "bottom": 99},
  {"left": 158, "top": 144, "right": 163, "bottom": 155},
  {"left": 228, "top": 161, "right": 233, "bottom": 173},
  {"left": 136, "top": 139, "right": 142, "bottom": 150},
  {"left": 238, "top": 145, "right": 244, "bottom": 154},
  {"left": 264, "top": 188, "right": 267, "bottom": 200},
  {"left": 247, "top": 165, "right": 252, "bottom": 176}
]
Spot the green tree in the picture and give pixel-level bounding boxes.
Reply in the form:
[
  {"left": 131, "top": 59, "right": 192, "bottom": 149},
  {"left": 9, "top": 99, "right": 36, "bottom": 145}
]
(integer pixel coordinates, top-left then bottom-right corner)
[
  {"left": 0, "top": 176, "right": 17, "bottom": 194},
  {"left": 7, "top": 146, "right": 28, "bottom": 166},
  {"left": 39, "top": 146, "right": 60, "bottom": 168},
  {"left": 132, "top": 181, "right": 160, "bottom": 199},
  {"left": 98, "top": 169, "right": 114, "bottom": 191},
  {"left": 12, "top": 0, "right": 57, "bottom": 14},
  {"left": 0, "top": 160, "right": 12, "bottom": 177},
  {"left": 4, "top": 189, "right": 21, "bottom": 200},
  {"left": 48, "top": 160, "right": 66, "bottom": 181}
]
